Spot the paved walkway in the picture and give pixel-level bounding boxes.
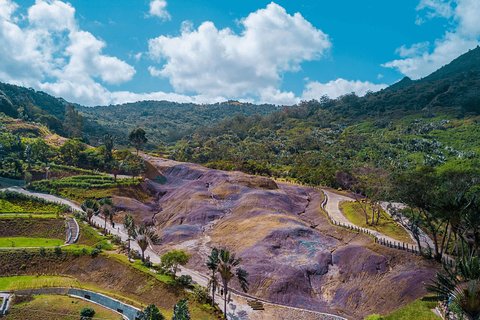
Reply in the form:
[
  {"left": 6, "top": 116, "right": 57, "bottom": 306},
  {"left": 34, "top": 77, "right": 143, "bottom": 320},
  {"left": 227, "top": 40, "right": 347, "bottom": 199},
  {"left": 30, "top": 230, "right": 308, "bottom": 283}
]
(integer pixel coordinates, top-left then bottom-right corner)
[{"left": 322, "top": 189, "right": 418, "bottom": 249}]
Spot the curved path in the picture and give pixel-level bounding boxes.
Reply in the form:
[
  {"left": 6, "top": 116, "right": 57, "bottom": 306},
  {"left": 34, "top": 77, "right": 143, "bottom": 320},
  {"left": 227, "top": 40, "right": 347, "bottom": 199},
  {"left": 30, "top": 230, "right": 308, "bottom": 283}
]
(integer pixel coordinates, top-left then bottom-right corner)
[
  {"left": 2, "top": 187, "right": 346, "bottom": 320},
  {"left": 322, "top": 189, "right": 435, "bottom": 253}
]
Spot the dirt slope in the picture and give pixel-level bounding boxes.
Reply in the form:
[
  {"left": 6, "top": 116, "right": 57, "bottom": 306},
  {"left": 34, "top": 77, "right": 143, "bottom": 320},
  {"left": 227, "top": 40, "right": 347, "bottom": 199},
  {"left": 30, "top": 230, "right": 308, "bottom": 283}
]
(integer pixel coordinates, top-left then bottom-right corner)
[{"left": 132, "top": 155, "right": 437, "bottom": 319}]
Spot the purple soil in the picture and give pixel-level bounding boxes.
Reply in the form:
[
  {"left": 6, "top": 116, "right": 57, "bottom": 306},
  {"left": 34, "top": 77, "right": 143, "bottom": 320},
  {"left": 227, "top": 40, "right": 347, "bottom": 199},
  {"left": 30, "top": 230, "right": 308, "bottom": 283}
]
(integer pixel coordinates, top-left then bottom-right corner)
[{"left": 119, "top": 155, "right": 437, "bottom": 319}]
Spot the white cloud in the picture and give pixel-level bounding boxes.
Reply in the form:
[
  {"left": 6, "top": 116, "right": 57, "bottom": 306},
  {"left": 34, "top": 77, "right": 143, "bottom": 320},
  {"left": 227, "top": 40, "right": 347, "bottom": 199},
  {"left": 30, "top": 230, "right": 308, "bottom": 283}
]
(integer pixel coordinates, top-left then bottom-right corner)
[
  {"left": 384, "top": 0, "right": 480, "bottom": 79},
  {"left": 302, "top": 79, "right": 387, "bottom": 100},
  {"left": 148, "top": 2, "right": 331, "bottom": 99},
  {"left": 149, "top": 0, "right": 170, "bottom": 21},
  {"left": 0, "top": 0, "right": 135, "bottom": 106}
]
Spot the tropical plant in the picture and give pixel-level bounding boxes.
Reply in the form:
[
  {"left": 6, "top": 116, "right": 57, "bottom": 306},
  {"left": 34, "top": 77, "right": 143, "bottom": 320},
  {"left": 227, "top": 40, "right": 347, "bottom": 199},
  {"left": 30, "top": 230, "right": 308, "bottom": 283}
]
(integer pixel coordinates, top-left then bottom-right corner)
[
  {"left": 81, "top": 198, "right": 100, "bottom": 225},
  {"left": 161, "top": 249, "right": 190, "bottom": 279},
  {"left": 123, "top": 213, "right": 136, "bottom": 257},
  {"left": 217, "top": 248, "right": 249, "bottom": 319},
  {"left": 99, "top": 197, "right": 114, "bottom": 234},
  {"left": 135, "top": 224, "right": 161, "bottom": 262},
  {"left": 428, "top": 254, "right": 480, "bottom": 320},
  {"left": 206, "top": 247, "right": 220, "bottom": 307},
  {"left": 172, "top": 299, "right": 190, "bottom": 320}
]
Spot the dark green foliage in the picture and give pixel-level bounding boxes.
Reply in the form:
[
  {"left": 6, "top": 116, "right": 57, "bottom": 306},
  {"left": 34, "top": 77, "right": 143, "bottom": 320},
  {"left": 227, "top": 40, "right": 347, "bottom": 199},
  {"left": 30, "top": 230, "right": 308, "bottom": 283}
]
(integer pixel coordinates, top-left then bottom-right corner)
[
  {"left": 172, "top": 299, "right": 190, "bottom": 320},
  {"left": 129, "top": 128, "right": 148, "bottom": 153},
  {"left": 80, "top": 307, "right": 95, "bottom": 319},
  {"left": 138, "top": 304, "right": 165, "bottom": 320}
]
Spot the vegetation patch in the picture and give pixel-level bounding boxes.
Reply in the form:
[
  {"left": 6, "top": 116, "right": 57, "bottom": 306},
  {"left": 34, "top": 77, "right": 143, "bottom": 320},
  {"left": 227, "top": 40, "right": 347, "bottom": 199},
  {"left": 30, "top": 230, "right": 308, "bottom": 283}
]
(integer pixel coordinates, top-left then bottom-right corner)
[
  {"left": 0, "top": 237, "right": 64, "bottom": 248},
  {"left": 380, "top": 297, "right": 440, "bottom": 320},
  {"left": 0, "top": 275, "right": 79, "bottom": 291},
  {"left": 0, "top": 218, "right": 65, "bottom": 239},
  {"left": 0, "top": 192, "right": 66, "bottom": 214},
  {"left": 76, "top": 222, "right": 113, "bottom": 250},
  {"left": 340, "top": 201, "right": 412, "bottom": 243},
  {"left": 6, "top": 294, "right": 122, "bottom": 320}
]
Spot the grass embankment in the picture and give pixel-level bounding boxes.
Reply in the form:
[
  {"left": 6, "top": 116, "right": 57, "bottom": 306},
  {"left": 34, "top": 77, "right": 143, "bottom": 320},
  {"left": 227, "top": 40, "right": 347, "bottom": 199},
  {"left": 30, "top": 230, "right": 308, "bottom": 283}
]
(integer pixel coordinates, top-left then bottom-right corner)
[
  {"left": 0, "top": 218, "right": 65, "bottom": 238},
  {"left": 28, "top": 175, "right": 148, "bottom": 202},
  {"left": 5, "top": 294, "right": 122, "bottom": 320},
  {"left": 0, "top": 194, "right": 66, "bottom": 215},
  {"left": 366, "top": 297, "right": 441, "bottom": 320},
  {"left": 340, "top": 201, "right": 413, "bottom": 243},
  {"left": 0, "top": 275, "right": 79, "bottom": 290},
  {"left": 77, "top": 221, "right": 113, "bottom": 250},
  {"left": 0, "top": 237, "right": 64, "bottom": 248}
]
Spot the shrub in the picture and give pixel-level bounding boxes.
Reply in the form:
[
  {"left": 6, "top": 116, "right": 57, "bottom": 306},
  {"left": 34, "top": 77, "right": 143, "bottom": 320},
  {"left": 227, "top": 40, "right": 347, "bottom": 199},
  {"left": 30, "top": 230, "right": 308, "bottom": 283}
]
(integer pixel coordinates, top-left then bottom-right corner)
[
  {"left": 191, "top": 285, "right": 210, "bottom": 304},
  {"left": 364, "top": 315, "right": 384, "bottom": 320},
  {"left": 39, "top": 247, "right": 46, "bottom": 257},
  {"left": 138, "top": 304, "right": 164, "bottom": 320},
  {"left": 176, "top": 275, "right": 193, "bottom": 288},
  {"left": 54, "top": 246, "right": 62, "bottom": 256},
  {"left": 80, "top": 307, "right": 95, "bottom": 320},
  {"left": 90, "top": 248, "right": 101, "bottom": 258}
]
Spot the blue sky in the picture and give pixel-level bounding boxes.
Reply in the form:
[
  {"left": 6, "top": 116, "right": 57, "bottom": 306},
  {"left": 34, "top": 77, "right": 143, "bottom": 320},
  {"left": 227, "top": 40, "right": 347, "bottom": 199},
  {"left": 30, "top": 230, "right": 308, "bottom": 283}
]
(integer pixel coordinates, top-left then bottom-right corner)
[{"left": 1, "top": 0, "right": 479, "bottom": 105}]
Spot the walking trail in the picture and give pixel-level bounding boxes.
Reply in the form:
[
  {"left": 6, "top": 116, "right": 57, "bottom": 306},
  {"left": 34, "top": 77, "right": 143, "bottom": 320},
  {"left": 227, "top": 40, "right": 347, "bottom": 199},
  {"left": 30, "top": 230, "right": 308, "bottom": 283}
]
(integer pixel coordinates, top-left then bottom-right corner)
[{"left": 322, "top": 189, "right": 434, "bottom": 251}]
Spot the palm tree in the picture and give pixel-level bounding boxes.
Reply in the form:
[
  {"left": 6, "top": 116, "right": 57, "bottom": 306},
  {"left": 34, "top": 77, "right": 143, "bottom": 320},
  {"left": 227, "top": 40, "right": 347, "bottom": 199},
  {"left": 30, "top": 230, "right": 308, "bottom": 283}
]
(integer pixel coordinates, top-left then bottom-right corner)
[
  {"left": 99, "top": 198, "right": 114, "bottom": 234},
  {"left": 217, "top": 248, "right": 249, "bottom": 319},
  {"left": 428, "top": 255, "right": 480, "bottom": 319},
  {"left": 123, "top": 214, "right": 136, "bottom": 257},
  {"left": 136, "top": 224, "right": 161, "bottom": 262},
  {"left": 206, "top": 248, "right": 220, "bottom": 307},
  {"left": 81, "top": 199, "right": 100, "bottom": 225}
]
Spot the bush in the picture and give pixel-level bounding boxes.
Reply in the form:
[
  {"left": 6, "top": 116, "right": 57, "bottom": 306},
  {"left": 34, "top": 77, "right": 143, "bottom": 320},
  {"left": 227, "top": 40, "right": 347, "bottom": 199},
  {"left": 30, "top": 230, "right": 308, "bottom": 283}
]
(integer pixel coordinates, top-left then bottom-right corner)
[
  {"left": 110, "top": 234, "right": 122, "bottom": 245},
  {"left": 364, "top": 315, "right": 384, "bottom": 320},
  {"left": 176, "top": 275, "right": 193, "bottom": 288},
  {"left": 54, "top": 246, "right": 62, "bottom": 256},
  {"left": 80, "top": 307, "right": 95, "bottom": 320},
  {"left": 90, "top": 248, "right": 101, "bottom": 257},
  {"left": 191, "top": 285, "right": 210, "bottom": 304},
  {"left": 138, "top": 304, "right": 164, "bottom": 320},
  {"left": 39, "top": 247, "right": 46, "bottom": 257}
]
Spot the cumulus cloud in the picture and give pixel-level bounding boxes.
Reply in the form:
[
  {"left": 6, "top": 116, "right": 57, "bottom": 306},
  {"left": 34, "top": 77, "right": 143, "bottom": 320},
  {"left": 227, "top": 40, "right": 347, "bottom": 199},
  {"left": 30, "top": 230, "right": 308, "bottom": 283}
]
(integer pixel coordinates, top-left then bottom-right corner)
[
  {"left": 384, "top": 0, "right": 480, "bottom": 79},
  {"left": 302, "top": 79, "right": 387, "bottom": 100},
  {"left": 148, "top": 2, "right": 331, "bottom": 100},
  {"left": 0, "top": 0, "right": 135, "bottom": 106},
  {"left": 149, "top": 0, "right": 170, "bottom": 21}
]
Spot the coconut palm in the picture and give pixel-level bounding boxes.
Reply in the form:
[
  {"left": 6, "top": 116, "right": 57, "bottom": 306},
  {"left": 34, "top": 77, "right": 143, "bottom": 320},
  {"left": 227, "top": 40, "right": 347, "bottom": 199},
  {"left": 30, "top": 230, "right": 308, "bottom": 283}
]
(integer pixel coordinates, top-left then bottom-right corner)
[
  {"left": 428, "top": 255, "right": 480, "bottom": 319},
  {"left": 123, "top": 214, "right": 136, "bottom": 257},
  {"left": 217, "top": 248, "right": 249, "bottom": 319},
  {"left": 206, "top": 247, "right": 220, "bottom": 307},
  {"left": 136, "top": 224, "right": 161, "bottom": 262},
  {"left": 81, "top": 199, "right": 100, "bottom": 225},
  {"left": 99, "top": 198, "right": 114, "bottom": 234}
]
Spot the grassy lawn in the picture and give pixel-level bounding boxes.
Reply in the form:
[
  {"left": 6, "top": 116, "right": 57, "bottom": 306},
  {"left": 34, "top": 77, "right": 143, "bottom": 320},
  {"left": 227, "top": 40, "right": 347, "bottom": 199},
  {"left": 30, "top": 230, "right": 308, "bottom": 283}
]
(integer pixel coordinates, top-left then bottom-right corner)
[
  {"left": 384, "top": 297, "right": 441, "bottom": 320},
  {"left": 340, "top": 201, "right": 413, "bottom": 243},
  {"left": 77, "top": 221, "right": 113, "bottom": 250},
  {"left": 0, "top": 275, "right": 79, "bottom": 291},
  {"left": 0, "top": 237, "right": 64, "bottom": 248},
  {"left": 5, "top": 294, "right": 122, "bottom": 320},
  {"left": 0, "top": 198, "right": 65, "bottom": 215}
]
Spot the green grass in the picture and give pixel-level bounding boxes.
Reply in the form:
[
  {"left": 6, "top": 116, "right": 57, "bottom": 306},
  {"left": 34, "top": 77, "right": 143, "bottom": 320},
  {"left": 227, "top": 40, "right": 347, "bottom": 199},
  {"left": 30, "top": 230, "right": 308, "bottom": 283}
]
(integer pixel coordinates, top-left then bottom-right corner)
[
  {"left": 0, "top": 213, "right": 59, "bottom": 219},
  {"left": 0, "top": 237, "right": 64, "bottom": 248},
  {"left": 340, "top": 201, "right": 413, "bottom": 243},
  {"left": 0, "top": 197, "right": 66, "bottom": 215},
  {"left": 6, "top": 294, "right": 122, "bottom": 320},
  {"left": 77, "top": 222, "right": 113, "bottom": 250},
  {"left": 384, "top": 297, "right": 441, "bottom": 320},
  {"left": 109, "top": 253, "right": 175, "bottom": 285},
  {"left": 0, "top": 275, "right": 79, "bottom": 291}
]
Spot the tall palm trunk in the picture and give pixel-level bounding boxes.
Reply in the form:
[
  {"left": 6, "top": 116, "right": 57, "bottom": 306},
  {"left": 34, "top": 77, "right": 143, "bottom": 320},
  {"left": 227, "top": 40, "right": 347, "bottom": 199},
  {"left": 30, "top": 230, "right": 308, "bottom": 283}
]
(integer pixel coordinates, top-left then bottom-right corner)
[
  {"left": 211, "top": 271, "right": 216, "bottom": 307},
  {"left": 222, "top": 279, "right": 228, "bottom": 319}
]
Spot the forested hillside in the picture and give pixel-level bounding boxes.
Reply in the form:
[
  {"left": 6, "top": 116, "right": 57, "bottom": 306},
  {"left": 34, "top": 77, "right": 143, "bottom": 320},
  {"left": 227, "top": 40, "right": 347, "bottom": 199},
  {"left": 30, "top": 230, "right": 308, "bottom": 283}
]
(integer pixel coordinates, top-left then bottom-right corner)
[
  {"left": 77, "top": 100, "right": 280, "bottom": 146},
  {"left": 171, "top": 47, "right": 480, "bottom": 186}
]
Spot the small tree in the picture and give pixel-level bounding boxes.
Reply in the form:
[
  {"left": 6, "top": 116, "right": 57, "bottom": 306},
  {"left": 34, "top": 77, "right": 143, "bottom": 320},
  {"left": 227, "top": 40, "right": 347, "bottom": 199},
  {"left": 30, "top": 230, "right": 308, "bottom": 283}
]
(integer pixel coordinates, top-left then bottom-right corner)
[
  {"left": 123, "top": 213, "right": 136, "bottom": 257},
  {"left": 138, "top": 304, "right": 165, "bottom": 320},
  {"left": 80, "top": 307, "right": 95, "bottom": 320},
  {"left": 81, "top": 199, "right": 100, "bottom": 225},
  {"left": 136, "top": 224, "right": 161, "bottom": 262},
  {"left": 99, "top": 197, "right": 115, "bottom": 234},
  {"left": 172, "top": 299, "right": 190, "bottom": 320},
  {"left": 206, "top": 247, "right": 220, "bottom": 307},
  {"left": 129, "top": 128, "right": 148, "bottom": 155},
  {"left": 161, "top": 250, "right": 190, "bottom": 279}
]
